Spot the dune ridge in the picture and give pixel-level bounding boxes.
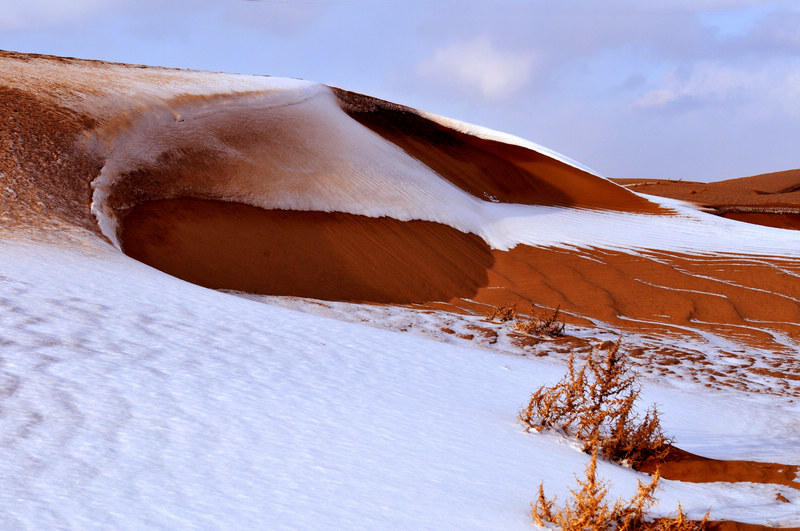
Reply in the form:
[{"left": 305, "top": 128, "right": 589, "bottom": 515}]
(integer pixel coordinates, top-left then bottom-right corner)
[
  {"left": 333, "top": 88, "right": 661, "bottom": 213},
  {"left": 3, "top": 49, "right": 800, "bottom": 365}
]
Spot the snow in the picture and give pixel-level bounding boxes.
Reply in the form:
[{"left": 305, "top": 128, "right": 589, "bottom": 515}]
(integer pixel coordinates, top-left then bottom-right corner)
[
  {"left": 0, "top": 231, "right": 798, "bottom": 529},
  {"left": 477, "top": 199, "right": 800, "bottom": 255},
  {"left": 1, "top": 53, "right": 320, "bottom": 115},
  {"left": 89, "top": 87, "right": 488, "bottom": 250}
]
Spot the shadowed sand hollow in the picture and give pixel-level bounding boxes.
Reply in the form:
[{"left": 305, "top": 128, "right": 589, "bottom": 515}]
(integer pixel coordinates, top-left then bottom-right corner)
[
  {"left": 121, "top": 197, "right": 800, "bottom": 360},
  {"left": 5, "top": 50, "right": 800, "bottom": 531},
  {"left": 121, "top": 198, "right": 493, "bottom": 304}
]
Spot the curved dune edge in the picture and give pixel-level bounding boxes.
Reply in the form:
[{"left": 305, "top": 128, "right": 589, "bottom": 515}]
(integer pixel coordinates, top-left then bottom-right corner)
[
  {"left": 333, "top": 88, "right": 665, "bottom": 213},
  {"left": 120, "top": 198, "right": 493, "bottom": 304},
  {"left": 721, "top": 212, "right": 800, "bottom": 231},
  {"left": 122, "top": 199, "right": 800, "bottom": 340}
]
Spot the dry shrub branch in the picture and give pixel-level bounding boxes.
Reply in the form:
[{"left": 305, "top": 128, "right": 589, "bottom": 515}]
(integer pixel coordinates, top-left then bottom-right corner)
[
  {"left": 486, "top": 304, "right": 565, "bottom": 337},
  {"left": 519, "top": 340, "right": 671, "bottom": 468},
  {"left": 514, "top": 305, "right": 566, "bottom": 337},
  {"left": 532, "top": 449, "right": 709, "bottom": 530},
  {"left": 486, "top": 304, "right": 518, "bottom": 323}
]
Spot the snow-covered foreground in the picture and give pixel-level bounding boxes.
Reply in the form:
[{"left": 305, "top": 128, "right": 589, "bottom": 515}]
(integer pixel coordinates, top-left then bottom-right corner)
[{"left": 1, "top": 231, "right": 798, "bottom": 529}]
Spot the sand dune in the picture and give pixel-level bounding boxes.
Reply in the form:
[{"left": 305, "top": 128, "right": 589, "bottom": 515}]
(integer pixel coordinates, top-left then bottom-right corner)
[
  {"left": 2, "top": 50, "right": 800, "bottom": 529},
  {"left": 122, "top": 198, "right": 492, "bottom": 303},
  {"left": 3, "top": 49, "right": 799, "bottom": 369},
  {"left": 3, "top": 49, "right": 799, "bottom": 377},
  {"left": 334, "top": 89, "right": 661, "bottom": 213}
]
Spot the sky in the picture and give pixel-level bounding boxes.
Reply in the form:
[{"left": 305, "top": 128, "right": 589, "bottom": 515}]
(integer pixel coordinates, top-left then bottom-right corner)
[{"left": 2, "top": 0, "right": 799, "bottom": 182}]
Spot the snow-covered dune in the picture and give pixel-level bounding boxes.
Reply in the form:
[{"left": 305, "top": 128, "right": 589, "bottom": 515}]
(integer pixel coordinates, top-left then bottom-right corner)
[{"left": 2, "top": 50, "right": 800, "bottom": 528}]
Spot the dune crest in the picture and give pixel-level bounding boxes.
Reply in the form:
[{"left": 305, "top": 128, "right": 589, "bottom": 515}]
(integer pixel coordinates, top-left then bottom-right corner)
[{"left": 333, "top": 88, "right": 661, "bottom": 213}]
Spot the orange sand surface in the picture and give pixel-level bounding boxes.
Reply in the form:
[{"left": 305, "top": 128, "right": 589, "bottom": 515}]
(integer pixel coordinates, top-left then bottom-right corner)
[
  {"left": 640, "top": 447, "right": 800, "bottom": 531},
  {"left": 121, "top": 198, "right": 492, "bottom": 304},
  {"left": 640, "top": 446, "right": 800, "bottom": 489},
  {"left": 0, "top": 84, "right": 102, "bottom": 232},
  {"left": 4, "top": 50, "right": 800, "bottom": 530},
  {"left": 722, "top": 212, "right": 800, "bottom": 230},
  {"left": 121, "top": 198, "right": 800, "bottom": 529}
]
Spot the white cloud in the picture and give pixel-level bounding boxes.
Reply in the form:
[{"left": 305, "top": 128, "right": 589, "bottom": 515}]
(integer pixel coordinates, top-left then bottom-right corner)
[
  {"left": 633, "top": 60, "right": 800, "bottom": 116},
  {"left": 416, "top": 38, "right": 538, "bottom": 100}
]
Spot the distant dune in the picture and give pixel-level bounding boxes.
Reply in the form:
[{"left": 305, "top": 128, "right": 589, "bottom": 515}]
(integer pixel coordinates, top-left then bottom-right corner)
[{"left": 614, "top": 170, "right": 800, "bottom": 230}]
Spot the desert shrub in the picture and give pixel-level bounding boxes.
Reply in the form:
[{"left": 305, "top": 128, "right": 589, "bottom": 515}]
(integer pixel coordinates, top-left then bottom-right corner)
[
  {"left": 486, "top": 304, "right": 518, "bottom": 323},
  {"left": 486, "top": 303, "right": 566, "bottom": 337},
  {"left": 532, "top": 449, "right": 709, "bottom": 530},
  {"left": 519, "top": 340, "right": 671, "bottom": 468},
  {"left": 513, "top": 305, "right": 566, "bottom": 337}
]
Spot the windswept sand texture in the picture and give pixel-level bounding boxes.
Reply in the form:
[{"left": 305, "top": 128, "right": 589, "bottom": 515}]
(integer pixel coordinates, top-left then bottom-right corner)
[
  {"left": 3, "top": 49, "right": 799, "bottom": 377},
  {"left": 2, "top": 51, "right": 800, "bottom": 529}
]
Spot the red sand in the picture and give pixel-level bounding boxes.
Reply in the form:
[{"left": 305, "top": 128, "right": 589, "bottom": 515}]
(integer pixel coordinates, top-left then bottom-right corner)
[
  {"left": 121, "top": 198, "right": 800, "bottom": 398},
  {"left": 121, "top": 198, "right": 800, "bottom": 531},
  {"left": 121, "top": 198, "right": 492, "bottom": 304},
  {"left": 0, "top": 84, "right": 102, "bottom": 232},
  {"left": 121, "top": 199, "right": 800, "bottom": 343},
  {"left": 640, "top": 446, "right": 800, "bottom": 489}
]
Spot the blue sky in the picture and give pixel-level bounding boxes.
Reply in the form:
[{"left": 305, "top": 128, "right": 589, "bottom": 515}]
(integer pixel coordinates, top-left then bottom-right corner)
[{"left": 2, "top": 0, "right": 799, "bottom": 182}]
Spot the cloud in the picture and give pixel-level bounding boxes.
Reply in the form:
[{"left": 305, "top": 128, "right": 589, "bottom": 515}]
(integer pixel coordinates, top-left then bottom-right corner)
[
  {"left": 633, "top": 60, "right": 800, "bottom": 117},
  {"left": 416, "top": 38, "right": 538, "bottom": 101}
]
